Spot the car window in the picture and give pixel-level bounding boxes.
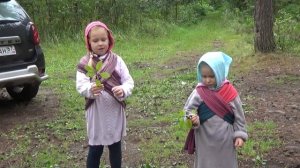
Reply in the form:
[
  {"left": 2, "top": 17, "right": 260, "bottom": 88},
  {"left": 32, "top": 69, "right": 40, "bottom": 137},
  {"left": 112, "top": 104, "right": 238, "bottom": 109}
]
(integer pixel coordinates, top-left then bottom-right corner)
[{"left": 0, "top": 0, "right": 26, "bottom": 21}]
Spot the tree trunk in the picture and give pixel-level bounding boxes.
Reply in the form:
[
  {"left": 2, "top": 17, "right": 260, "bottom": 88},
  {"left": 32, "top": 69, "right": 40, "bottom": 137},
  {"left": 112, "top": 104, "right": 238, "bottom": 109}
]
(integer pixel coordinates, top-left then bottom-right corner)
[{"left": 254, "top": 0, "right": 275, "bottom": 53}]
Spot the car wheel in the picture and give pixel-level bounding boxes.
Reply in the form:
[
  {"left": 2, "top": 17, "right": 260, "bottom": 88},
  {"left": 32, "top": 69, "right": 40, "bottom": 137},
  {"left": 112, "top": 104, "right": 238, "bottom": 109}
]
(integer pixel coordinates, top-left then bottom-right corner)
[{"left": 6, "top": 84, "right": 40, "bottom": 101}]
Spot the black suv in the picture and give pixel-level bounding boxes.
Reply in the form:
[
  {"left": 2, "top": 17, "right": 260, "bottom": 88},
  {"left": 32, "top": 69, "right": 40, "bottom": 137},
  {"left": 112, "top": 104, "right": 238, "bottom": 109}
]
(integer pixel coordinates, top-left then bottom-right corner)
[{"left": 0, "top": 0, "right": 48, "bottom": 101}]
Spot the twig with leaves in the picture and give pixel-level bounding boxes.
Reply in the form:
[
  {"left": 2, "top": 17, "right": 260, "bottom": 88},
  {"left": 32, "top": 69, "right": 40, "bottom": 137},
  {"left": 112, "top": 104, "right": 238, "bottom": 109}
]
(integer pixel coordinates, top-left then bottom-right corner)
[
  {"left": 84, "top": 60, "right": 111, "bottom": 87},
  {"left": 178, "top": 110, "right": 193, "bottom": 130}
]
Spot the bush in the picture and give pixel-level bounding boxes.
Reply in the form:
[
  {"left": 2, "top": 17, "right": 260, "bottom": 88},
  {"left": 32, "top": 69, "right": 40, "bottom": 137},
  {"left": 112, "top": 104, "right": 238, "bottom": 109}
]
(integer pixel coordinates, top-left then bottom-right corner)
[
  {"left": 177, "top": 2, "right": 213, "bottom": 25},
  {"left": 274, "top": 9, "right": 300, "bottom": 52}
]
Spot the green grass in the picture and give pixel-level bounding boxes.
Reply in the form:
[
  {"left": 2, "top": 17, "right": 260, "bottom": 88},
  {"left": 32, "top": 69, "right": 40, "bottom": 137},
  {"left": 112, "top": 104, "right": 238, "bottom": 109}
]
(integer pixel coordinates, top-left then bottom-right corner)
[
  {"left": 239, "top": 121, "right": 281, "bottom": 167},
  {"left": 0, "top": 12, "right": 284, "bottom": 167},
  {"left": 271, "top": 74, "right": 300, "bottom": 85},
  {"left": 114, "top": 12, "right": 253, "bottom": 81}
]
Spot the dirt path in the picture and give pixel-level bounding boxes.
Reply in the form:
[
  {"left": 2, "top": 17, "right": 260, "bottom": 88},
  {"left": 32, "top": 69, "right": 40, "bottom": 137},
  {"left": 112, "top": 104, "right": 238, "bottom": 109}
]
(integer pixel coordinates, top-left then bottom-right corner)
[
  {"left": 0, "top": 54, "right": 299, "bottom": 167},
  {"left": 235, "top": 55, "right": 300, "bottom": 167},
  {"left": 0, "top": 88, "right": 59, "bottom": 167},
  {"left": 0, "top": 88, "right": 59, "bottom": 132}
]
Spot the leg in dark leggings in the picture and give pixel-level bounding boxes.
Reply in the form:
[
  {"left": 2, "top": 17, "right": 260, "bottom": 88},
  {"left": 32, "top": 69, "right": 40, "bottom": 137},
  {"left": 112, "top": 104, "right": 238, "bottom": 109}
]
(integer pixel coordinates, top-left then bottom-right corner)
[
  {"left": 87, "top": 145, "right": 104, "bottom": 168},
  {"left": 108, "top": 141, "right": 122, "bottom": 168}
]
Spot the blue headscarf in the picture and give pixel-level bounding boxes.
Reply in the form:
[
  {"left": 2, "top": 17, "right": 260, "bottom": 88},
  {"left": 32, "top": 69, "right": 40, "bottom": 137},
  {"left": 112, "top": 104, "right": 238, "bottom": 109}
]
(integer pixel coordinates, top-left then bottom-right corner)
[{"left": 196, "top": 52, "right": 232, "bottom": 89}]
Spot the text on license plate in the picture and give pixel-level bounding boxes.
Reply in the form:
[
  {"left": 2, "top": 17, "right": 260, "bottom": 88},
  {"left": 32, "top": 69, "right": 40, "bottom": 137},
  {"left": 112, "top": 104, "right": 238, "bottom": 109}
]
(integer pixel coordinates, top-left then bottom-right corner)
[{"left": 0, "top": 45, "right": 16, "bottom": 56}]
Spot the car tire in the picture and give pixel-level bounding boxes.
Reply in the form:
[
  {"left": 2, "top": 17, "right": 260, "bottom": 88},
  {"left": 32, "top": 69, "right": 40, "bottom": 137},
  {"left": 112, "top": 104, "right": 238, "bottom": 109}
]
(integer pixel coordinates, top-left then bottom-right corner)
[{"left": 6, "top": 84, "right": 40, "bottom": 101}]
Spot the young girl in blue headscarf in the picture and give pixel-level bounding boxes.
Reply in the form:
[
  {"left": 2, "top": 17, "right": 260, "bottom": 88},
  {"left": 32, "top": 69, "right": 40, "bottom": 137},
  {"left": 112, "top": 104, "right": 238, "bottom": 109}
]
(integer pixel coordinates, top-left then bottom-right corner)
[{"left": 183, "top": 52, "right": 248, "bottom": 168}]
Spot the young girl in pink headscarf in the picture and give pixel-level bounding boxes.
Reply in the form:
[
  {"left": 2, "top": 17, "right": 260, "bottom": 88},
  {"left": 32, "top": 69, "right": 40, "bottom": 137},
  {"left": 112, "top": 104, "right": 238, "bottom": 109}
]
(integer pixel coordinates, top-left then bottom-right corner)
[{"left": 76, "top": 21, "right": 134, "bottom": 168}]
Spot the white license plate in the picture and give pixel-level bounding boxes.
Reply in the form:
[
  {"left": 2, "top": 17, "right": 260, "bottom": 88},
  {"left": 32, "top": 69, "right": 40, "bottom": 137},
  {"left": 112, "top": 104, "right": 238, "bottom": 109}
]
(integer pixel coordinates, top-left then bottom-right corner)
[{"left": 0, "top": 45, "right": 16, "bottom": 56}]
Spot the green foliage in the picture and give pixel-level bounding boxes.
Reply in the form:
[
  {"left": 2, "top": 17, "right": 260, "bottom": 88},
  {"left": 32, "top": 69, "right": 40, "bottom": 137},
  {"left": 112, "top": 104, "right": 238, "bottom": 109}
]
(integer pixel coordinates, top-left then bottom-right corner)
[
  {"left": 84, "top": 65, "right": 95, "bottom": 78},
  {"left": 17, "top": 0, "right": 214, "bottom": 41},
  {"left": 84, "top": 61, "right": 110, "bottom": 86},
  {"left": 17, "top": 0, "right": 300, "bottom": 45},
  {"left": 137, "top": 18, "right": 172, "bottom": 37},
  {"left": 252, "top": 155, "right": 267, "bottom": 167},
  {"left": 239, "top": 121, "right": 281, "bottom": 166},
  {"left": 24, "top": 146, "right": 67, "bottom": 168},
  {"left": 274, "top": 0, "right": 300, "bottom": 19},
  {"left": 274, "top": 9, "right": 300, "bottom": 52},
  {"left": 221, "top": 4, "right": 254, "bottom": 34},
  {"left": 225, "top": 0, "right": 255, "bottom": 13},
  {"left": 221, "top": 0, "right": 300, "bottom": 53},
  {"left": 177, "top": 1, "right": 213, "bottom": 25},
  {"left": 101, "top": 72, "right": 110, "bottom": 79},
  {"left": 140, "top": 163, "right": 156, "bottom": 168},
  {"left": 178, "top": 110, "right": 193, "bottom": 130},
  {"left": 271, "top": 74, "right": 300, "bottom": 85}
]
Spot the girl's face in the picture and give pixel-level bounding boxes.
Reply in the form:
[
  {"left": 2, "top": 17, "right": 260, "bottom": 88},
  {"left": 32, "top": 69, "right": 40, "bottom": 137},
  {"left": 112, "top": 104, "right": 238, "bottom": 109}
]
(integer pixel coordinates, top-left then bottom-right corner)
[
  {"left": 201, "top": 64, "right": 216, "bottom": 88},
  {"left": 88, "top": 26, "right": 109, "bottom": 56}
]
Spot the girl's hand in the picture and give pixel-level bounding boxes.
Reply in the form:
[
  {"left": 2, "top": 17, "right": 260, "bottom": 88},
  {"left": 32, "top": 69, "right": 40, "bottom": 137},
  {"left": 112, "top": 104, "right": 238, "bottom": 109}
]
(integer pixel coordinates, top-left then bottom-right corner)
[
  {"left": 91, "top": 83, "right": 104, "bottom": 96},
  {"left": 190, "top": 114, "right": 200, "bottom": 126},
  {"left": 234, "top": 138, "right": 244, "bottom": 148},
  {"left": 112, "top": 86, "right": 124, "bottom": 98}
]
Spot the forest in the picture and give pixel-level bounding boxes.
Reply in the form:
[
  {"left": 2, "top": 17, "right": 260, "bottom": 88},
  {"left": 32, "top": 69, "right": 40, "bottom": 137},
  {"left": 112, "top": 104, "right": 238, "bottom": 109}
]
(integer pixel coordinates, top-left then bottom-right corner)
[{"left": 18, "top": 0, "right": 299, "bottom": 53}]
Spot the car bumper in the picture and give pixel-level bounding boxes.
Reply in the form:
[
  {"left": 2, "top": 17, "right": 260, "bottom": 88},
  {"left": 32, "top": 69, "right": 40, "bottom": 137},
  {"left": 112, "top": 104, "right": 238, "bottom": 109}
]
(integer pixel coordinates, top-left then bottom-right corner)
[{"left": 0, "top": 65, "right": 48, "bottom": 88}]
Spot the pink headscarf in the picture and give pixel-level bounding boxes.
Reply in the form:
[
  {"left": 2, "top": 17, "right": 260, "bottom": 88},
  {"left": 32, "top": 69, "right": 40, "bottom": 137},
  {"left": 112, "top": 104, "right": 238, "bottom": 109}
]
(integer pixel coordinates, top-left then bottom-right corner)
[{"left": 84, "top": 21, "right": 114, "bottom": 53}]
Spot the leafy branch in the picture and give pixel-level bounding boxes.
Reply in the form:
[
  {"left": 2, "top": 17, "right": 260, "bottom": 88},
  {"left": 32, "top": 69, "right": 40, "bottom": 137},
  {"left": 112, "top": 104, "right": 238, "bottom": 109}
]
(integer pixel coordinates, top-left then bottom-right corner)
[
  {"left": 178, "top": 110, "right": 192, "bottom": 130},
  {"left": 84, "top": 61, "right": 110, "bottom": 86}
]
